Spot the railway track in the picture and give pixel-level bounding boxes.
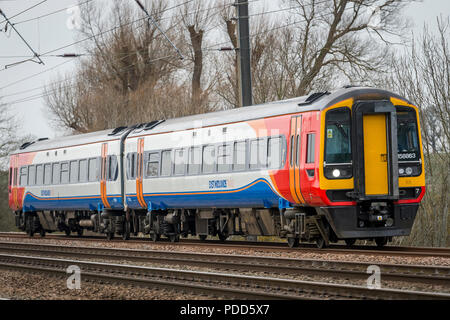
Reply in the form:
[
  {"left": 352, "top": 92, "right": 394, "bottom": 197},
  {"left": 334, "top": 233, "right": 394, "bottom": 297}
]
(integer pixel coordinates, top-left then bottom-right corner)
[
  {"left": 1, "top": 232, "right": 449, "bottom": 258},
  {"left": 0, "top": 252, "right": 449, "bottom": 300},
  {"left": 0, "top": 241, "right": 449, "bottom": 297}
]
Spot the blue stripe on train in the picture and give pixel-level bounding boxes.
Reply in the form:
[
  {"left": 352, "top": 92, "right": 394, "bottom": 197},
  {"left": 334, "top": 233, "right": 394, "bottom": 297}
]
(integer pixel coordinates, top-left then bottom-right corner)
[
  {"left": 23, "top": 193, "right": 123, "bottom": 211},
  {"left": 23, "top": 179, "right": 281, "bottom": 211},
  {"left": 127, "top": 178, "right": 280, "bottom": 210}
]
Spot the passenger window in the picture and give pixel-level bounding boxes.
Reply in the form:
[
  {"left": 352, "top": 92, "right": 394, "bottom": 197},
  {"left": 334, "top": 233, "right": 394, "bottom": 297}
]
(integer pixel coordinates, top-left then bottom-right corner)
[
  {"left": 306, "top": 133, "right": 316, "bottom": 163},
  {"left": 79, "top": 159, "right": 88, "bottom": 182},
  {"left": 217, "top": 144, "right": 232, "bottom": 173},
  {"left": 250, "top": 138, "right": 267, "bottom": 169},
  {"left": 146, "top": 153, "right": 159, "bottom": 177},
  {"left": 88, "top": 158, "right": 98, "bottom": 182},
  {"left": 250, "top": 140, "right": 258, "bottom": 169},
  {"left": 28, "top": 165, "right": 36, "bottom": 186},
  {"left": 268, "top": 137, "right": 283, "bottom": 169},
  {"left": 36, "top": 164, "right": 44, "bottom": 185},
  {"left": 44, "top": 164, "right": 52, "bottom": 185},
  {"left": 174, "top": 149, "right": 186, "bottom": 175},
  {"left": 202, "top": 145, "right": 215, "bottom": 174},
  {"left": 70, "top": 161, "right": 78, "bottom": 183},
  {"left": 188, "top": 147, "right": 201, "bottom": 175},
  {"left": 233, "top": 141, "right": 246, "bottom": 171},
  {"left": 107, "top": 155, "right": 118, "bottom": 181},
  {"left": 107, "top": 156, "right": 112, "bottom": 180},
  {"left": 127, "top": 153, "right": 137, "bottom": 180},
  {"left": 161, "top": 150, "right": 172, "bottom": 176},
  {"left": 131, "top": 153, "right": 137, "bottom": 179},
  {"left": 60, "top": 162, "right": 69, "bottom": 184},
  {"left": 9, "top": 167, "right": 12, "bottom": 187},
  {"left": 258, "top": 138, "right": 268, "bottom": 168},
  {"left": 52, "top": 163, "right": 60, "bottom": 184},
  {"left": 290, "top": 136, "right": 294, "bottom": 166},
  {"left": 19, "top": 167, "right": 28, "bottom": 186}
]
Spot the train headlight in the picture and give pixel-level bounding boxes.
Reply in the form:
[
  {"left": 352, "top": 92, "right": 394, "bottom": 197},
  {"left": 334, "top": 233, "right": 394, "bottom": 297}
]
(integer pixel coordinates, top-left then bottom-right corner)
[
  {"left": 332, "top": 169, "right": 341, "bottom": 178},
  {"left": 385, "top": 218, "right": 394, "bottom": 227},
  {"left": 398, "top": 164, "right": 422, "bottom": 177},
  {"left": 324, "top": 164, "right": 352, "bottom": 179}
]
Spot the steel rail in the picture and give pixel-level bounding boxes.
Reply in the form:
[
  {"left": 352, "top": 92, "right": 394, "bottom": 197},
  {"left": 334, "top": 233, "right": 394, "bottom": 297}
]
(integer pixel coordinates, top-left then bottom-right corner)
[
  {"left": 0, "top": 253, "right": 449, "bottom": 300},
  {"left": 0, "top": 241, "right": 449, "bottom": 287},
  {"left": 0, "top": 232, "right": 449, "bottom": 258}
]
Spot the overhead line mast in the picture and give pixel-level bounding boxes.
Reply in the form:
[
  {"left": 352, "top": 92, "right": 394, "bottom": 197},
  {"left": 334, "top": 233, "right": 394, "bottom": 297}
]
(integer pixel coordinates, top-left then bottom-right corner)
[{"left": 235, "top": 0, "right": 252, "bottom": 107}]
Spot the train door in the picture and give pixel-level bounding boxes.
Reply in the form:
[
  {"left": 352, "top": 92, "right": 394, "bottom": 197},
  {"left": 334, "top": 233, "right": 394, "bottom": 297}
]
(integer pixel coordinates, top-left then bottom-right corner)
[
  {"left": 300, "top": 113, "right": 318, "bottom": 203},
  {"left": 100, "top": 143, "right": 111, "bottom": 208},
  {"left": 363, "top": 114, "right": 388, "bottom": 195},
  {"left": 353, "top": 101, "right": 399, "bottom": 199},
  {"left": 136, "top": 138, "right": 147, "bottom": 209},
  {"left": 9, "top": 155, "right": 18, "bottom": 210},
  {"left": 289, "top": 116, "right": 305, "bottom": 204}
]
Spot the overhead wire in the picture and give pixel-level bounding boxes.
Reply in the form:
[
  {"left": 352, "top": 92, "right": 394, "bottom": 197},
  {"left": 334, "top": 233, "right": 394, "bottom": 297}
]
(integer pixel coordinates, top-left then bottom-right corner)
[
  {"left": 1, "top": 1, "right": 229, "bottom": 102},
  {"left": 0, "top": 0, "right": 48, "bottom": 25},
  {"left": 3, "top": 1, "right": 307, "bottom": 105},
  {"left": 3, "top": 0, "right": 338, "bottom": 107},
  {"left": 0, "top": 0, "right": 197, "bottom": 72},
  {"left": 1, "top": 0, "right": 94, "bottom": 26},
  {"left": 0, "top": 0, "right": 233, "bottom": 92}
]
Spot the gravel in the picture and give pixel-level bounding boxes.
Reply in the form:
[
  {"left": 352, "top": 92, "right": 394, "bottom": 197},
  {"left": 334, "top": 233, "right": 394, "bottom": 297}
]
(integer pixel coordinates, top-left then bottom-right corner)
[
  {"left": 0, "top": 235, "right": 448, "bottom": 299},
  {"left": 0, "top": 268, "right": 213, "bottom": 300},
  {"left": 4, "top": 251, "right": 448, "bottom": 295},
  {"left": 0, "top": 235, "right": 448, "bottom": 266}
]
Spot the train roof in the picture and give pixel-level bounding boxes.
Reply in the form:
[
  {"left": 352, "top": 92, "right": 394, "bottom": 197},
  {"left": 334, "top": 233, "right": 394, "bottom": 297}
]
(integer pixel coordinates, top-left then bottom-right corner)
[
  {"left": 11, "top": 86, "right": 411, "bottom": 155},
  {"left": 126, "top": 86, "right": 410, "bottom": 138},
  {"left": 11, "top": 129, "right": 119, "bottom": 155}
]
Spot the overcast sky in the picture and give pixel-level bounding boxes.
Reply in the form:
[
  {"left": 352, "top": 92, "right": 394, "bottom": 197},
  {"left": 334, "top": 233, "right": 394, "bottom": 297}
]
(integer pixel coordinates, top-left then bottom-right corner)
[{"left": 0, "top": 0, "right": 449, "bottom": 140}]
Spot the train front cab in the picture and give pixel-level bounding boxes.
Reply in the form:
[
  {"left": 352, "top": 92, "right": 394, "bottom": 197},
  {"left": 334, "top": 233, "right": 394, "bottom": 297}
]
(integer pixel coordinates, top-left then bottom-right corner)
[{"left": 318, "top": 96, "right": 425, "bottom": 246}]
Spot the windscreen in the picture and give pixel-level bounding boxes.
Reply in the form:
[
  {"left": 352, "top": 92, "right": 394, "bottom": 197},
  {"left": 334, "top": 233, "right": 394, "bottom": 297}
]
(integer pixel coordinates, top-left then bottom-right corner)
[
  {"left": 397, "top": 107, "right": 420, "bottom": 161},
  {"left": 325, "top": 107, "right": 352, "bottom": 163}
]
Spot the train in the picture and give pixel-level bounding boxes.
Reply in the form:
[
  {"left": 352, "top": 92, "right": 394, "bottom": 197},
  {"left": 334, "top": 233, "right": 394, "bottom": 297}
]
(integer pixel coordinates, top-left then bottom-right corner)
[{"left": 8, "top": 86, "right": 426, "bottom": 248}]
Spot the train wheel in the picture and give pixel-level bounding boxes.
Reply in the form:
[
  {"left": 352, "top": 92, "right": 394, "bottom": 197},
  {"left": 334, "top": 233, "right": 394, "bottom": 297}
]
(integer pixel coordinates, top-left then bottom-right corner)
[
  {"left": 199, "top": 235, "right": 207, "bottom": 241},
  {"left": 169, "top": 234, "right": 180, "bottom": 243},
  {"left": 345, "top": 239, "right": 356, "bottom": 247},
  {"left": 316, "top": 237, "right": 327, "bottom": 249},
  {"left": 375, "top": 237, "right": 388, "bottom": 248},
  {"left": 65, "top": 229, "right": 71, "bottom": 237},
  {"left": 287, "top": 237, "right": 299, "bottom": 248},
  {"left": 218, "top": 233, "right": 228, "bottom": 242},
  {"left": 39, "top": 229, "right": 46, "bottom": 238},
  {"left": 122, "top": 221, "right": 130, "bottom": 240},
  {"left": 27, "top": 222, "right": 34, "bottom": 237},
  {"left": 77, "top": 229, "right": 83, "bottom": 237},
  {"left": 106, "top": 232, "right": 114, "bottom": 240},
  {"left": 151, "top": 233, "right": 160, "bottom": 242}
]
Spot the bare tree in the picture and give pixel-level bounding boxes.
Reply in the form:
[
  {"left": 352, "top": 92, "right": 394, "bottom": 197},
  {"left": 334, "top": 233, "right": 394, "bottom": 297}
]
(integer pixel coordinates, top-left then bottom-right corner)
[
  {"left": 179, "top": 0, "right": 216, "bottom": 105},
  {"left": 0, "top": 100, "right": 20, "bottom": 166},
  {"left": 383, "top": 16, "right": 449, "bottom": 247},
  {"left": 217, "top": 0, "right": 412, "bottom": 108},
  {"left": 45, "top": 0, "right": 215, "bottom": 134},
  {"left": 283, "top": 0, "right": 414, "bottom": 95}
]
